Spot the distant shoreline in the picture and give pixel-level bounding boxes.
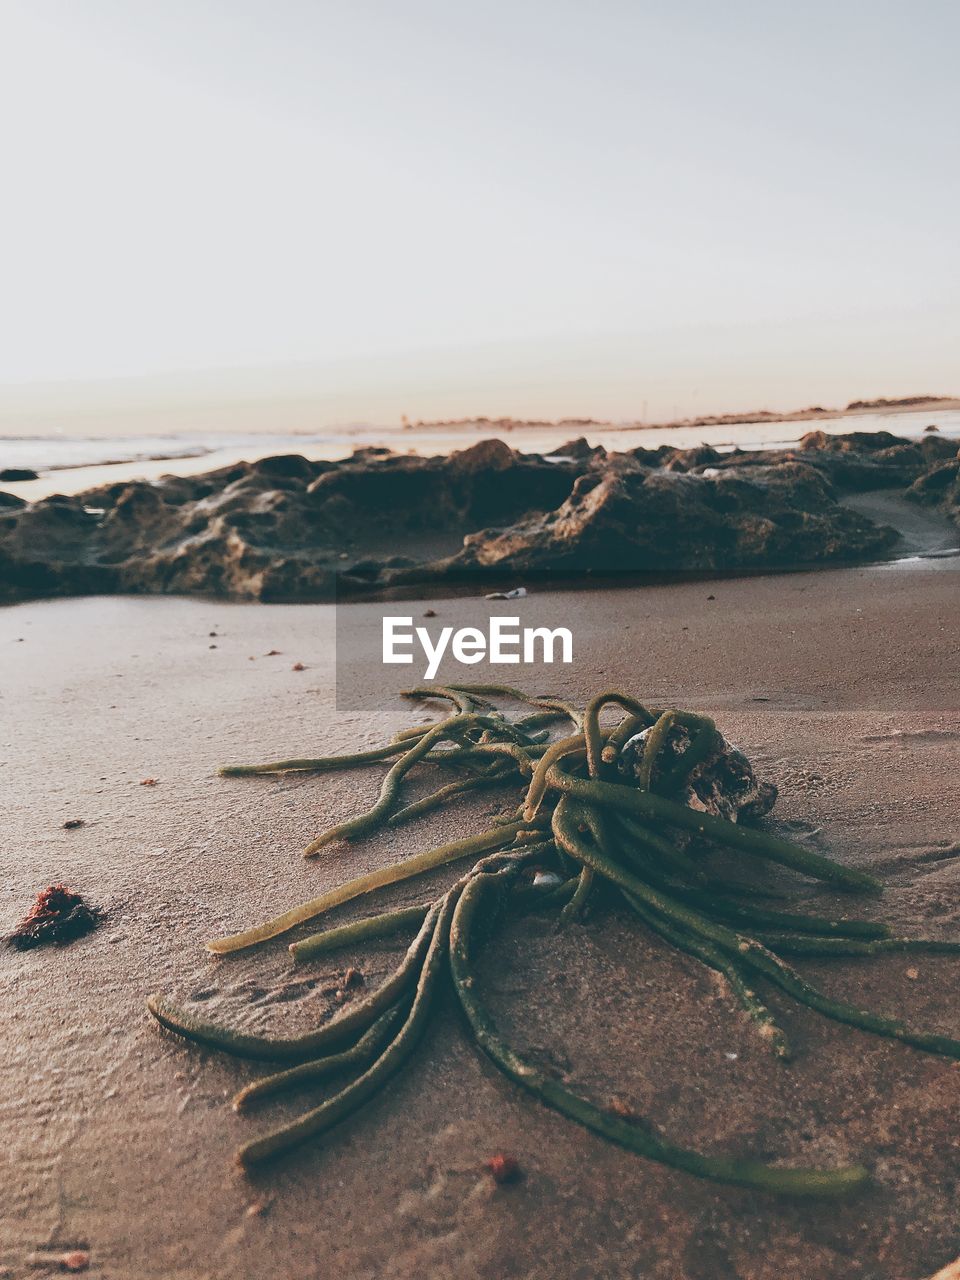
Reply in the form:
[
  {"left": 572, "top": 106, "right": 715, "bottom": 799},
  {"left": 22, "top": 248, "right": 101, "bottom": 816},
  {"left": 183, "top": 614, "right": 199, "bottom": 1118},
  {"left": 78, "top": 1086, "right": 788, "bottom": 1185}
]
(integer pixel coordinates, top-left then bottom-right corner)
[{"left": 405, "top": 396, "right": 960, "bottom": 434}]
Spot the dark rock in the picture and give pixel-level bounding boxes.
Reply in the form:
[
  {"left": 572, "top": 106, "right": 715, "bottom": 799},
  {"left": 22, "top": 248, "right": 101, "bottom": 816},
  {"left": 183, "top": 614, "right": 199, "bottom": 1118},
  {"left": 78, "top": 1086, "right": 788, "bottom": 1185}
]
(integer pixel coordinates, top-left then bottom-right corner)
[
  {"left": 0, "top": 467, "right": 39, "bottom": 481},
  {"left": 905, "top": 447, "right": 960, "bottom": 525},
  {"left": 770, "top": 430, "right": 959, "bottom": 490},
  {"left": 661, "top": 444, "right": 722, "bottom": 472},
  {"left": 548, "top": 437, "right": 607, "bottom": 462},
  {"left": 250, "top": 454, "right": 318, "bottom": 481},
  {"left": 0, "top": 430, "right": 952, "bottom": 603},
  {"left": 616, "top": 720, "right": 777, "bottom": 828},
  {"left": 444, "top": 461, "right": 897, "bottom": 575},
  {"left": 306, "top": 441, "right": 577, "bottom": 534},
  {"left": 799, "top": 429, "right": 903, "bottom": 452},
  {"left": 627, "top": 444, "right": 675, "bottom": 468},
  {"left": 919, "top": 435, "right": 958, "bottom": 463},
  {"left": 447, "top": 438, "right": 517, "bottom": 471},
  {"left": 350, "top": 445, "right": 393, "bottom": 460}
]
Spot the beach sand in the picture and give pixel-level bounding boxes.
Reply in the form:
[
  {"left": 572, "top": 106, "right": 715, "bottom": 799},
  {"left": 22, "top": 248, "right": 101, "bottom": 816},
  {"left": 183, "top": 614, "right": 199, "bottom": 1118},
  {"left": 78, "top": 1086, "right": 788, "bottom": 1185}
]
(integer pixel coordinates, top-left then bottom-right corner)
[{"left": 2, "top": 563, "right": 959, "bottom": 1280}]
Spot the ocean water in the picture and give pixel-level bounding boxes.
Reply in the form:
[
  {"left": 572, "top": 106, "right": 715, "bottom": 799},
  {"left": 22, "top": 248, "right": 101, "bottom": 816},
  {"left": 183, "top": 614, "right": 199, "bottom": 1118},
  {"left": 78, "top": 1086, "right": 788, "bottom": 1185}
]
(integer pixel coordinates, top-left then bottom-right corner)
[
  {"left": 0, "top": 429, "right": 353, "bottom": 475},
  {"left": 1, "top": 408, "right": 957, "bottom": 502}
]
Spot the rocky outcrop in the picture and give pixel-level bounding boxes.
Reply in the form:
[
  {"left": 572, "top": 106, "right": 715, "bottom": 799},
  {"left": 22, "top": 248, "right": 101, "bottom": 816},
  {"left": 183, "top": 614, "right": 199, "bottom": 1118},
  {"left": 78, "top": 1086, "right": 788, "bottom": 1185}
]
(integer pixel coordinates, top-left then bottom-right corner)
[
  {"left": 794, "top": 430, "right": 958, "bottom": 490},
  {"left": 440, "top": 460, "right": 896, "bottom": 576},
  {"left": 0, "top": 441, "right": 580, "bottom": 603},
  {"left": 904, "top": 445, "right": 960, "bottom": 526},
  {"left": 0, "top": 430, "right": 955, "bottom": 603}
]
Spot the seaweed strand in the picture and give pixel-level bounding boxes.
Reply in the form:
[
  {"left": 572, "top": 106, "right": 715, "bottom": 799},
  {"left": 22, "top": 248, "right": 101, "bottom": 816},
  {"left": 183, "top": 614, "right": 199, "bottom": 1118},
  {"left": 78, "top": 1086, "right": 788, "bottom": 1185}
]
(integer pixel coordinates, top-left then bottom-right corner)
[{"left": 150, "top": 684, "right": 960, "bottom": 1193}]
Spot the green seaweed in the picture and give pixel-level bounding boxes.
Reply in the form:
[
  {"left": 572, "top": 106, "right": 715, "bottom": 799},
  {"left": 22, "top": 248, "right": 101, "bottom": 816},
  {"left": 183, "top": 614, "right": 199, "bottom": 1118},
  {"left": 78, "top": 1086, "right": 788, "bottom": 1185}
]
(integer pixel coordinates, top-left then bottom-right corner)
[{"left": 147, "top": 685, "right": 958, "bottom": 1194}]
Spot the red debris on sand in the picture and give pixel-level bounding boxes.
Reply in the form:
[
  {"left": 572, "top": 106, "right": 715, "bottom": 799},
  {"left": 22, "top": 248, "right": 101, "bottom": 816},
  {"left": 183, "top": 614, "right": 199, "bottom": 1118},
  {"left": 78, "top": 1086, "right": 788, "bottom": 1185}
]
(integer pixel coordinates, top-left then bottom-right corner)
[
  {"left": 140, "top": 778, "right": 158, "bottom": 787},
  {"left": 23, "top": 1250, "right": 90, "bottom": 1273},
  {"left": 7, "top": 885, "right": 101, "bottom": 951},
  {"left": 265, "top": 649, "right": 281, "bottom": 656},
  {"left": 484, "top": 1153, "right": 521, "bottom": 1184},
  {"left": 291, "top": 662, "right": 305, "bottom": 671}
]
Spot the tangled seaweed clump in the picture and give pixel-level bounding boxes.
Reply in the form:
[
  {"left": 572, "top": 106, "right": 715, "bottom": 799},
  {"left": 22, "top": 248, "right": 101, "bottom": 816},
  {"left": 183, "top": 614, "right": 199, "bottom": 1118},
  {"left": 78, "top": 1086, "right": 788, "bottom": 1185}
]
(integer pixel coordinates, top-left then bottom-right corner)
[
  {"left": 148, "top": 686, "right": 960, "bottom": 1195},
  {"left": 8, "top": 883, "right": 101, "bottom": 950}
]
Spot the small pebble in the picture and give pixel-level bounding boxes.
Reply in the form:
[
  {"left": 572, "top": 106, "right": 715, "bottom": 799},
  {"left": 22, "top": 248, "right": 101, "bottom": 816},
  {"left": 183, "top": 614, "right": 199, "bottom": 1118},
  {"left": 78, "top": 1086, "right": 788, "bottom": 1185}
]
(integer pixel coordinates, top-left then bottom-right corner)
[
  {"left": 62, "top": 819, "right": 85, "bottom": 830},
  {"left": 906, "top": 967, "right": 919, "bottom": 981},
  {"left": 292, "top": 662, "right": 306, "bottom": 671},
  {"left": 484, "top": 1153, "right": 521, "bottom": 1184},
  {"left": 140, "top": 778, "right": 158, "bottom": 787}
]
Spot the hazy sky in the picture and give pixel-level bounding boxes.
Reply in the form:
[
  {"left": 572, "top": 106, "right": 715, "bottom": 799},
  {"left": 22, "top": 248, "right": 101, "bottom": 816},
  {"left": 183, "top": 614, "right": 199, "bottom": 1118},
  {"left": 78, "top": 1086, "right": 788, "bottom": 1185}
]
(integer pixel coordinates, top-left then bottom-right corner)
[{"left": 0, "top": 0, "right": 957, "bottom": 429}]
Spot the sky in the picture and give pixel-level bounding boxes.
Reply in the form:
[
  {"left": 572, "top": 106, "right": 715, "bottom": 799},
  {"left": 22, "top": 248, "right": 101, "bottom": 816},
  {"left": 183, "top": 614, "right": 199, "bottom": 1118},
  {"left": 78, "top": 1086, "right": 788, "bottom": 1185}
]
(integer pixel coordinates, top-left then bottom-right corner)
[{"left": 0, "top": 0, "right": 957, "bottom": 431}]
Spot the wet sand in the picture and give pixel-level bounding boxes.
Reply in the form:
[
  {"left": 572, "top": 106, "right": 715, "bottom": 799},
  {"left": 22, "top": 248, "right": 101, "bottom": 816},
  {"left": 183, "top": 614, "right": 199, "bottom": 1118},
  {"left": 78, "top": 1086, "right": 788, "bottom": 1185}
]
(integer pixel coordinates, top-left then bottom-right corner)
[{"left": 2, "top": 563, "right": 960, "bottom": 1280}]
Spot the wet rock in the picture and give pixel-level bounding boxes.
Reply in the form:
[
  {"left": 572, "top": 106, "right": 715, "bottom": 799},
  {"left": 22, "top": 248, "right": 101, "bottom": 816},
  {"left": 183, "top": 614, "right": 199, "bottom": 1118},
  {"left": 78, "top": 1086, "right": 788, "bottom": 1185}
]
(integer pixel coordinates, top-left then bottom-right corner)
[
  {"left": 0, "top": 431, "right": 953, "bottom": 603},
  {"left": 305, "top": 442, "right": 576, "bottom": 534},
  {"left": 617, "top": 720, "right": 778, "bottom": 826},
  {"left": 250, "top": 454, "right": 320, "bottom": 481},
  {"left": 905, "top": 448, "right": 960, "bottom": 525},
  {"left": 661, "top": 444, "right": 723, "bottom": 472},
  {"left": 793, "top": 430, "right": 959, "bottom": 490},
  {"left": 547, "top": 436, "right": 608, "bottom": 462},
  {"left": 0, "top": 467, "right": 38, "bottom": 481},
  {"left": 445, "top": 460, "right": 897, "bottom": 575},
  {"left": 447, "top": 437, "right": 518, "bottom": 471}
]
